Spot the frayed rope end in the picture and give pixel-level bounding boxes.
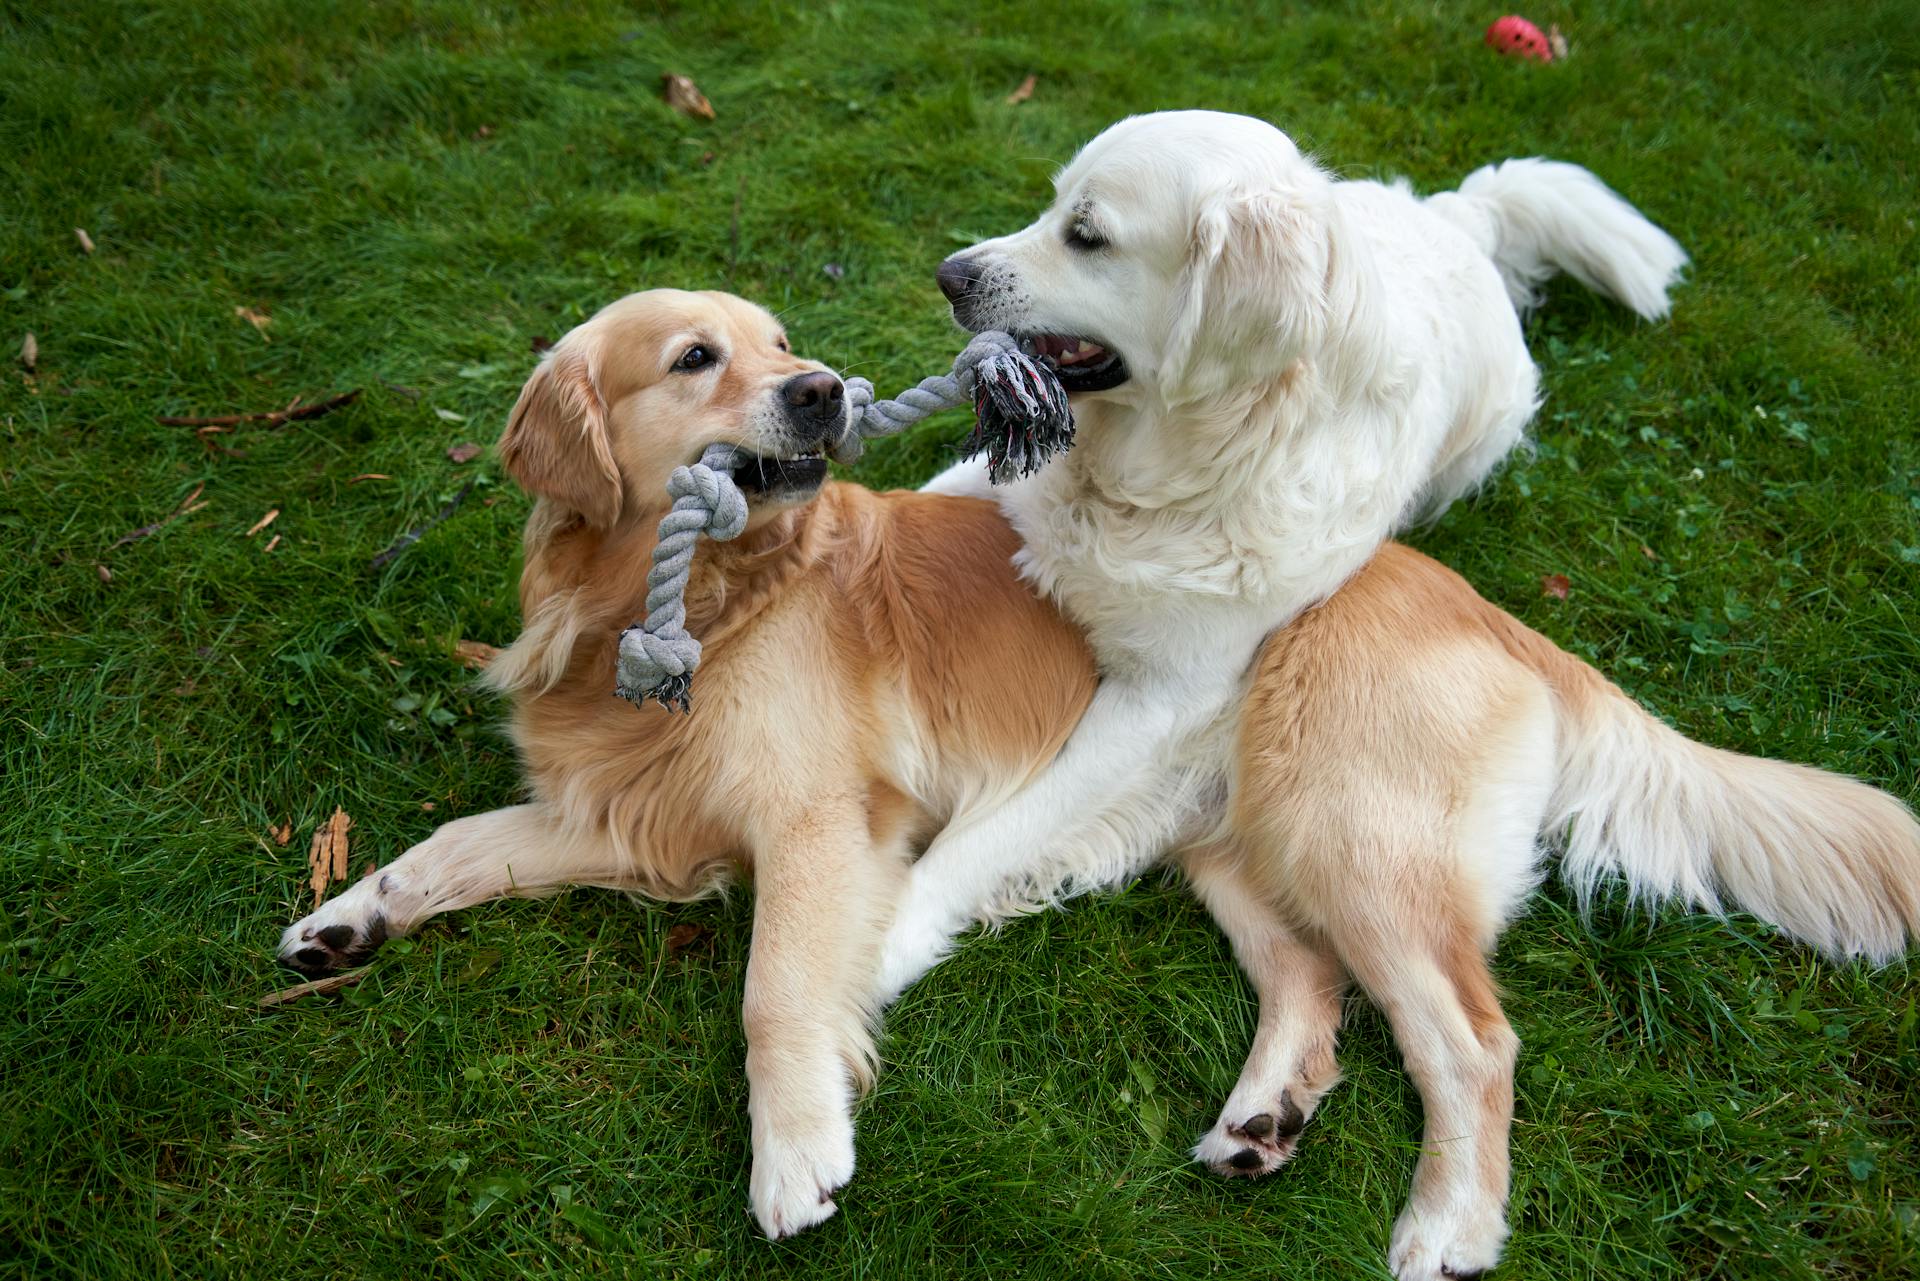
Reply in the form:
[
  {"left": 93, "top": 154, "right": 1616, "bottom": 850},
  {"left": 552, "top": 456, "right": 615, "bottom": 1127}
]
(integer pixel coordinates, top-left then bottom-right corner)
[{"left": 961, "top": 347, "right": 1075, "bottom": 484}]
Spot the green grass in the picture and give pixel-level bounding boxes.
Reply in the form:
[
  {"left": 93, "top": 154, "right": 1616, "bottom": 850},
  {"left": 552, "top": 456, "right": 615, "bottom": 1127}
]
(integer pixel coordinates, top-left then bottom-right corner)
[{"left": 3, "top": 0, "right": 1917, "bottom": 1276}]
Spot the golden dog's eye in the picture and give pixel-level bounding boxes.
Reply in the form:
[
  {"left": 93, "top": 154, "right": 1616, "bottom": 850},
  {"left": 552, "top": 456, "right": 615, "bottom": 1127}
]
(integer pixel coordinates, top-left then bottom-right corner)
[
  {"left": 775, "top": 337, "right": 789, "bottom": 352},
  {"left": 1066, "top": 223, "right": 1109, "bottom": 252},
  {"left": 674, "top": 345, "right": 714, "bottom": 371}
]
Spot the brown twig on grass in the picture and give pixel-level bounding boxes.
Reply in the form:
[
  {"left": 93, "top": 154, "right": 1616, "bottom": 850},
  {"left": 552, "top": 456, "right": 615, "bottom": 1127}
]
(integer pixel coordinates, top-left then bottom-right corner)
[
  {"left": 257, "top": 968, "right": 368, "bottom": 1008},
  {"left": 156, "top": 388, "right": 361, "bottom": 428},
  {"left": 110, "top": 483, "right": 208, "bottom": 549},
  {"left": 369, "top": 480, "right": 476, "bottom": 570}
]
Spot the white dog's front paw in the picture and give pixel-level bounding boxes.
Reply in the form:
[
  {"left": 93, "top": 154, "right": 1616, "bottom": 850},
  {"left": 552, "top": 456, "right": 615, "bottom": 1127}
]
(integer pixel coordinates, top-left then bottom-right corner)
[
  {"left": 1387, "top": 1199, "right": 1509, "bottom": 1281},
  {"left": 277, "top": 874, "right": 400, "bottom": 975},
  {"left": 750, "top": 1117, "right": 856, "bottom": 1239}
]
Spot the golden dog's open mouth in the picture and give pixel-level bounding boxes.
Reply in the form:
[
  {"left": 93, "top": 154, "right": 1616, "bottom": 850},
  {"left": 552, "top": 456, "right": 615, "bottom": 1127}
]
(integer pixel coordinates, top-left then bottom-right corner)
[
  {"left": 1024, "top": 333, "right": 1129, "bottom": 392},
  {"left": 731, "top": 448, "right": 829, "bottom": 498}
]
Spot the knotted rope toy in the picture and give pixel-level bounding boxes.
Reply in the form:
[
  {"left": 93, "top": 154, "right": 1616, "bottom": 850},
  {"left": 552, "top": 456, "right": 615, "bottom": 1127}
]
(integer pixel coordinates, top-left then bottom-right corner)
[{"left": 614, "top": 332, "right": 1072, "bottom": 712}]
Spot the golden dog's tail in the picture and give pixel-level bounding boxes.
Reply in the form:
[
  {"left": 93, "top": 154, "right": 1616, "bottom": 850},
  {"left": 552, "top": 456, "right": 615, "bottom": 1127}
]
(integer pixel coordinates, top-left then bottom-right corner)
[
  {"left": 1509, "top": 628, "right": 1920, "bottom": 963},
  {"left": 1435, "top": 157, "right": 1689, "bottom": 321}
]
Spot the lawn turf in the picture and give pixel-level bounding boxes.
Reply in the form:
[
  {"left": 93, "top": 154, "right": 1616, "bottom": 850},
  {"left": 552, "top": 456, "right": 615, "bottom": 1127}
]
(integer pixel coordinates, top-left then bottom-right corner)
[{"left": 2, "top": 1, "right": 1917, "bottom": 1277}]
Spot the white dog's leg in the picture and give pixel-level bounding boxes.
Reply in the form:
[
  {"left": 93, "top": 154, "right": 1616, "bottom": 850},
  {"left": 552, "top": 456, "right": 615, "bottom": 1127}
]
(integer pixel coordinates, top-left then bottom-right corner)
[
  {"left": 278, "top": 804, "right": 629, "bottom": 972},
  {"left": 874, "top": 678, "right": 1214, "bottom": 1002},
  {"left": 1182, "top": 845, "right": 1347, "bottom": 1178},
  {"left": 918, "top": 454, "right": 994, "bottom": 498}
]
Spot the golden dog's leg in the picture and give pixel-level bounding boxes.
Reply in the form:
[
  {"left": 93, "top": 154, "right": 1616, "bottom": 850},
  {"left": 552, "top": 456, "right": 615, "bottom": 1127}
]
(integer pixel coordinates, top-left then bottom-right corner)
[
  {"left": 1182, "top": 843, "right": 1347, "bottom": 1178},
  {"left": 276, "top": 804, "right": 631, "bottom": 974},
  {"left": 1329, "top": 896, "right": 1517, "bottom": 1281},
  {"left": 742, "top": 798, "right": 907, "bottom": 1239}
]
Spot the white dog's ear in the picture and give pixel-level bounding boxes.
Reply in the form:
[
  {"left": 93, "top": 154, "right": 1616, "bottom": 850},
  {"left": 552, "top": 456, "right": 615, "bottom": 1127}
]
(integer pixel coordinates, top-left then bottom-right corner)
[
  {"left": 1164, "top": 189, "right": 1330, "bottom": 400},
  {"left": 498, "top": 343, "right": 624, "bottom": 527}
]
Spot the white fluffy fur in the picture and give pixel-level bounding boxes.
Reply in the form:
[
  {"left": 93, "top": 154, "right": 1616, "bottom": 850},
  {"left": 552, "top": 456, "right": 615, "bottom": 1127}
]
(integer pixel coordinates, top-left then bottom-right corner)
[{"left": 877, "top": 110, "right": 1689, "bottom": 996}]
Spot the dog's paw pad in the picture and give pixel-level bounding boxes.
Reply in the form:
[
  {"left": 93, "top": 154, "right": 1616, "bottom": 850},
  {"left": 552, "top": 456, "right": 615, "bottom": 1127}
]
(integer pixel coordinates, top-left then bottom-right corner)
[
  {"left": 1195, "top": 1092, "right": 1309, "bottom": 1179},
  {"left": 278, "top": 913, "right": 389, "bottom": 976}
]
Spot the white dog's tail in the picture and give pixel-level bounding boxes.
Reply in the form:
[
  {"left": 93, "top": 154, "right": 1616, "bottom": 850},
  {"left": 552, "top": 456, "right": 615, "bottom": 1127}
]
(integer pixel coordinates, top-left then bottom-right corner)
[
  {"left": 1434, "top": 157, "right": 1688, "bottom": 320},
  {"left": 1524, "top": 640, "right": 1920, "bottom": 964}
]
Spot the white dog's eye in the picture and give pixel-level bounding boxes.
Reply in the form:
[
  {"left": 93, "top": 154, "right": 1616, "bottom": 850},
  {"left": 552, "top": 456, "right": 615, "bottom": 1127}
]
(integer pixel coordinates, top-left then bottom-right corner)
[
  {"left": 674, "top": 344, "right": 716, "bottom": 371},
  {"left": 1065, "top": 223, "right": 1109, "bottom": 252}
]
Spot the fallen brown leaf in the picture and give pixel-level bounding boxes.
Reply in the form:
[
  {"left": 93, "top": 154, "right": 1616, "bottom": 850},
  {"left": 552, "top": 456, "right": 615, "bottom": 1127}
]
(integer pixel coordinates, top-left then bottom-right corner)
[
  {"left": 270, "top": 822, "right": 292, "bottom": 847},
  {"left": 19, "top": 332, "right": 36, "bottom": 372},
  {"left": 74, "top": 228, "right": 94, "bottom": 255},
  {"left": 666, "top": 922, "right": 713, "bottom": 958},
  {"left": 446, "top": 442, "right": 483, "bottom": 464},
  {"left": 661, "top": 72, "right": 715, "bottom": 120},
  {"left": 258, "top": 968, "right": 367, "bottom": 1008},
  {"left": 234, "top": 306, "right": 272, "bottom": 340},
  {"left": 454, "top": 639, "right": 501, "bottom": 670},
  {"left": 1541, "top": 573, "right": 1571, "bottom": 600},
  {"left": 1005, "top": 74, "right": 1037, "bottom": 105},
  {"left": 307, "top": 806, "right": 353, "bottom": 909},
  {"left": 245, "top": 508, "right": 280, "bottom": 537}
]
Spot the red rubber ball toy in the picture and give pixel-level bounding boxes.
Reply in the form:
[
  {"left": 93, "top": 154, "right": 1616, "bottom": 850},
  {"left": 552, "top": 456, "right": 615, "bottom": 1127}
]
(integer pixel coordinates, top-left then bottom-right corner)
[{"left": 1485, "top": 15, "right": 1553, "bottom": 62}]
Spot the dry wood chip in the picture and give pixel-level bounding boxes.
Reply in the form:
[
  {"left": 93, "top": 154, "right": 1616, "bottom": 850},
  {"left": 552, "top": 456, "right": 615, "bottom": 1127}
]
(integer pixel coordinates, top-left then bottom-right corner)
[
  {"left": 453, "top": 639, "right": 501, "bottom": 670},
  {"left": 1005, "top": 74, "right": 1037, "bottom": 105},
  {"left": 262, "top": 533, "right": 281, "bottom": 553},
  {"left": 270, "top": 822, "right": 292, "bottom": 847},
  {"left": 245, "top": 508, "right": 280, "bottom": 537},
  {"left": 19, "top": 332, "right": 36, "bottom": 371},
  {"left": 1540, "top": 573, "right": 1571, "bottom": 600},
  {"left": 306, "top": 806, "right": 353, "bottom": 908},
  {"left": 74, "top": 228, "right": 95, "bottom": 254},
  {"left": 661, "top": 73, "right": 715, "bottom": 120},
  {"left": 347, "top": 473, "right": 391, "bottom": 484},
  {"left": 234, "top": 306, "right": 272, "bottom": 339},
  {"left": 445, "top": 442, "right": 482, "bottom": 463}
]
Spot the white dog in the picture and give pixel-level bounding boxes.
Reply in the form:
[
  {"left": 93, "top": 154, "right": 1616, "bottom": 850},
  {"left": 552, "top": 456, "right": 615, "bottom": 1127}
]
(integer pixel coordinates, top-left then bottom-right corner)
[{"left": 875, "top": 110, "right": 1706, "bottom": 1276}]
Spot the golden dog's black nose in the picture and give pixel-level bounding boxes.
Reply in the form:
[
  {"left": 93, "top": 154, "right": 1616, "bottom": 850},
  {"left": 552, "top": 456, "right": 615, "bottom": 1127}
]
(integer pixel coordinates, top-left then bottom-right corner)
[
  {"left": 781, "top": 371, "right": 845, "bottom": 437},
  {"left": 936, "top": 254, "right": 982, "bottom": 303}
]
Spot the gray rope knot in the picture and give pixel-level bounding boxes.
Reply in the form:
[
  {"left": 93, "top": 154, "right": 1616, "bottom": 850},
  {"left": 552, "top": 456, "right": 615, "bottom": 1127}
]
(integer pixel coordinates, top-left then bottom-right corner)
[{"left": 615, "top": 332, "right": 1074, "bottom": 712}]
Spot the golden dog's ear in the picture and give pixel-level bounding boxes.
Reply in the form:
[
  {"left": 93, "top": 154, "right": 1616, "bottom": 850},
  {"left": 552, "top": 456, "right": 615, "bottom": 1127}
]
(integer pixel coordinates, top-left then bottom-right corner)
[{"left": 498, "top": 345, "right": 623, "bottom": 527}]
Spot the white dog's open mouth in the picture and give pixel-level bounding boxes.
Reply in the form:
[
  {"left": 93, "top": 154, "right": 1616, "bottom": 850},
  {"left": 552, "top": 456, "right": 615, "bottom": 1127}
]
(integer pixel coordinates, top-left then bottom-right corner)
[{"left": 1025, "top": 333, "right": 1129, "bottom": 392}]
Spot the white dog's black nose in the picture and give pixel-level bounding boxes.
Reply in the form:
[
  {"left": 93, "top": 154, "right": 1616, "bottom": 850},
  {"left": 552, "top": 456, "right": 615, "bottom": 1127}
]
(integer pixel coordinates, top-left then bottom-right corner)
[
  {"left": 782, "top": 371, "right": 845, "bottom": 438},
  {"left": 936, "top": 254, "right": 983, "bottom": 303}
]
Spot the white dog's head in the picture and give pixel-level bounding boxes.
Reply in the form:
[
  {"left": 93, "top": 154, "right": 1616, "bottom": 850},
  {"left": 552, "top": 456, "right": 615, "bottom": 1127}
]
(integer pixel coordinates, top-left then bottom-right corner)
[{"left": 938, "top": 111, "right": 1369, "bottom": 411}]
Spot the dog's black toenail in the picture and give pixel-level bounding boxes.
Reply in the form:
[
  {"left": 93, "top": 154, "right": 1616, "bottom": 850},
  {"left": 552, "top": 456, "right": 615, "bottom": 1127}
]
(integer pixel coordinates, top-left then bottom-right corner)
[
  {"left": 363, "top": 914, "right": 389, "bottom": 948},
  {"left": 1241, "top": 1113, "right": 1275, "bottom": 1139},
  {"left": 1273, "top": 1092, "right": 1306, "bottom": 1138},
  {"left": 292, "top": 947, "right": 331, "bottom": 971},
  {"left": 316, "top": 924, "right": 355, "bottom": 951},
  {"left": 1228, "top": 1148, "right": 1264, "bottom": 1170}
]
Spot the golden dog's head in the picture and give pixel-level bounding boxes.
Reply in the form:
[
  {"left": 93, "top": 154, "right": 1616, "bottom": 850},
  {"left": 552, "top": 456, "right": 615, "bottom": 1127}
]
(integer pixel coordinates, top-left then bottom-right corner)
[{"left": 499, "top": 289, "right": 847, "bottom": 527}]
